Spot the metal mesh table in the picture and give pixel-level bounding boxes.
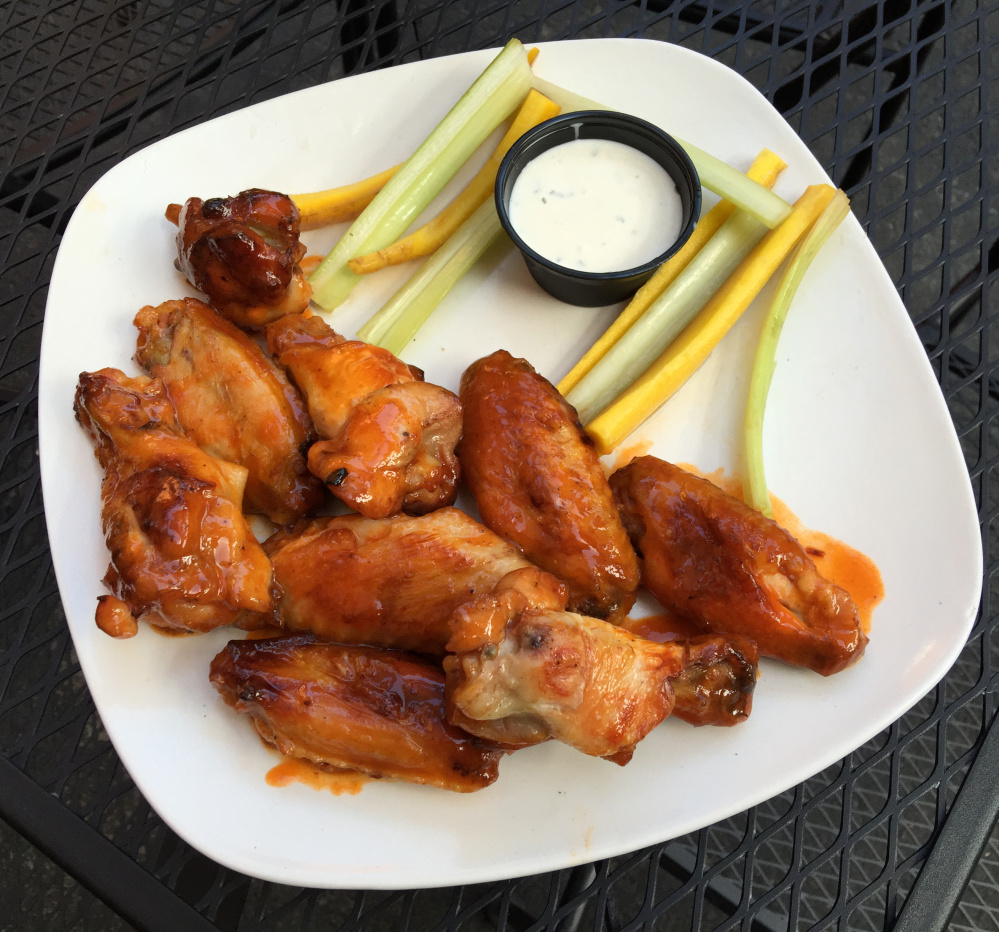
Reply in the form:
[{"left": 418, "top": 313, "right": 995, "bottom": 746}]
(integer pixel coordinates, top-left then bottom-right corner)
[{"left": 1, "top": 1, "right": 996, "bottom": 929}]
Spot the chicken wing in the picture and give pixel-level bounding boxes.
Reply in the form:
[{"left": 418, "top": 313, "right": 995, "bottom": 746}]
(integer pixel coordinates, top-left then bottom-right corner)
[
  {"left": 210, "top": 635, "right": 503, "bottom": 792},
  {"left": 267, "top": 313, "right": 461, "bottom": 518},
  {"left": 257, "top": 507, "right": 564, "bottom": 654},
  {"left": 74, "top": 368, "right": 273, "bottom": 636},
  {"left": 172, "top": 188, "right": 311, "bottom": 329},
  {"left": 134, "top": 298, "right": 323, "bottom": 525},
  {"left": 611, "top": 456, "right": 867, "bottom": 675},
  {"left": 444, "top": 577, "right": 681, "bottom": 764},
  {"left": 458, "top": 350, "right": 639, "bottom": 621}
]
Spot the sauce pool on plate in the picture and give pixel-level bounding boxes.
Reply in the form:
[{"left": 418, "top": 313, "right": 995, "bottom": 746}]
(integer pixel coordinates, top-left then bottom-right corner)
[{"left": 508, "top": 137, "right": 684, "bottom": 273}]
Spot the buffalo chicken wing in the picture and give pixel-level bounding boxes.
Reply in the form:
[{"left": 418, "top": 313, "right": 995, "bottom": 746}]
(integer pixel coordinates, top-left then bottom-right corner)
[
  {"left": 611, "top": 456, "right": 867, "bottom": 675},
  {"left": 210, "top": 635, "right": 503, "bottom": 792},
  {"left": 444, "top": 577, "right": 681, "bottom": 764},
  {"left": 257, "top": 508, "right": 563, "bottom": 654},
  {"left": 267, "top": 313, "right": 461, "bottom": 518},
  {"left": 458, "top": 350, "right": 639, "bottom": 621},
  {"left": 74, "top": 368, "right": 273, "bottom": 637},
  {"left": 134, "top": 298, "right": 323, "bottom": 525},
  {"left": 171, "top": 188, "right": 312, "bottom": 330}
]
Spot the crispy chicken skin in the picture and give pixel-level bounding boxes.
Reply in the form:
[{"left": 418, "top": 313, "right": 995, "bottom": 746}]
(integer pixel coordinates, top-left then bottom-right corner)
[
  {"left": 134, "top": 298, "right": 323, "bottom": 525},
  {"left": 458, "top": 350, "right": 639, "bottom": 622},
  {"left": 267, "top": 313, "right": 461, "bottom": 519},
  {"left": 74, "top": 368, "right": 273, "bottom": 636},
  {"left": 173, "top": 189, "right": 311, "bottom": 330},
  {"left": 444, "top": 574, "right": 680, "bottom": 764},
  {"left": 611, "top": 456, "right": 867, "bottom": 676},
  {"left": 623, "top": 616, "right": 758, "bottom": 727},
  {"left": 210, "top": 635, "right": 503, "bottom": 792},
  {"left": 257, "top": 508, "right": 560, "bottom": 654}
]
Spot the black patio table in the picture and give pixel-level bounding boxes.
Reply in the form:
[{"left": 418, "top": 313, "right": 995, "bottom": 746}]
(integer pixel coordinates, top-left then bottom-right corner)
[{"left": 2, "top": 1, "right": 996, "bottom": 930}]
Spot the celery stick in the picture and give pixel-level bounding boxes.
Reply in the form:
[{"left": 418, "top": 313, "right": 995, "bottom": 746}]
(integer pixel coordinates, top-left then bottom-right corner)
[
  {"left": 358, "top": 200, "right": 504, "bottom": 356},
  {"left": 566, "top": 208, "right": 769, "bottom": 424},
  {"left": 742, "top": 189, "right": 851, "bottom": 516},
  {"left": 309, "top": 40, "right": 532, "bottom": 312},
  {"left": 673, "top": 140, "right": 790, "bottom": 229},
  {"left": 530, "top": 76, "right": 790, "bottom": 229}
]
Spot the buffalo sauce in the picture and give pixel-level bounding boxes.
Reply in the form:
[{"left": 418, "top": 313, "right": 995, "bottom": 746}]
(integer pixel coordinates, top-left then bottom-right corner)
[
  {"left": 265, "top": 758, "right": 370, "bottom": 796},
  {"left": 688, "top": 466, "right": 884, "bottom": 632},
  {"left": 622, "top": 611, "right": 703, "bottom": 643}
]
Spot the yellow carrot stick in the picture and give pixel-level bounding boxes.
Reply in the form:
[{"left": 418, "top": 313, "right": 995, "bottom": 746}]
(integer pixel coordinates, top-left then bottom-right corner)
[
  {"left": 556, "top": 149, "right": 787, "bottom": 396},
  {"left": 347, "top": 89, "right": 561, "bottom": 274},
  {"left": 586, "top": 183, "right": 837, "bottom": 455},
  {"left": 292, "top": 164, "right": 401, "bottom": 230}
]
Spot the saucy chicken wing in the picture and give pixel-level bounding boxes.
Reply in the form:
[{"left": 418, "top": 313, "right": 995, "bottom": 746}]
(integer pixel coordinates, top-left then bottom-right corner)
[
  {"left": 611, "top": 456, "right": 867, "bottom": 676},
  {"left": 210, "top": 635, "right": 503, "bottom": 792},
  {"left": 257, "top": 508, "right": 564, "bottom": 654},
  {"left": 267, "top": 313, "right": 461, "bottom": 518},
  {"left": 171, "top": 189, "right": 311, "bottom": 329},
  {"left": 134, "top": 298, "right": 323, "bottom": 525},
  {"left": 444, "top": 577, "right": 681, "bottom": 764},
  {"left": 74, "top": 368, "right": 273, "bottom": 637},
  {"left": 458, "top": 350, "right": 639, "bottom": 621}
]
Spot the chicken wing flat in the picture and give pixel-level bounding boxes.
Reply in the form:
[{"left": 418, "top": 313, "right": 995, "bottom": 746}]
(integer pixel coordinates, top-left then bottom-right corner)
[
  {"left": 134, "top": 298, "right": 323, "bottom": 525},
  {"left": 258, "top": 508, "right": 565, "bottom": 654},
  {"left": 444, "top": 578, "right": 681, "bottom": 764},
  {"left": 172, "top": 189, "right": 311, "bottom": 330},
  {"left": 458, "top": 350, "right": 639, "bottom": 621},
  {"left": 267, "top": 313, "right": 461, "bottom": 519},
  {"left": 210, "top": 635, "right": 503, "bottom": 792},
  {"left": 611, "top": 456, "right": 867, "bottom": 676},
  {"left": 75, "top": 368, "right": 273, "bottom": 636}
]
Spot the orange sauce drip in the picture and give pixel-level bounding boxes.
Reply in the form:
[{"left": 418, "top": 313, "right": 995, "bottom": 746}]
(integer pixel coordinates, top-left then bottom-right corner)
[
  {"left": 681, "top": 464, "right": 884, "bottom": 633},
  {"left": 622, "top": 611, "right": 699, "bottom": 643},
  {"left": 299, "top": 254, "right": 323, "bottom": 276},
  {"left": 265, "top": 758, "right": 370, "bottom": 796},
  {"left": 607, "top": 439, "right": 654, "bottom": 473}
]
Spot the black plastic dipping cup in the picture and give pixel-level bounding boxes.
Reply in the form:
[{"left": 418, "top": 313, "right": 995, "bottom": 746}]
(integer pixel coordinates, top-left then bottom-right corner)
[{"left": 495, "top": 110, "right": 702, "bottom": 307}]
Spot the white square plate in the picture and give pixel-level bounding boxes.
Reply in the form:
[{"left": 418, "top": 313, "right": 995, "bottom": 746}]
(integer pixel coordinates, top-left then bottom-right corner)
[{"left": 39, "top": 38, "right": 982, "bottom": 889}]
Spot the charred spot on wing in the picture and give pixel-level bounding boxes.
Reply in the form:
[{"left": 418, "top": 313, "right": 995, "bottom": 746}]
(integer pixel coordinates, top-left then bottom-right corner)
[
  {"left": 325, "top": 467, "right": 348, "bottom": 486},
  {"left": 523, "top": 628, "right": 547, "bottom": 650},
  {"left": 237, "top": 685, "right": 258, "bottom": 703}
]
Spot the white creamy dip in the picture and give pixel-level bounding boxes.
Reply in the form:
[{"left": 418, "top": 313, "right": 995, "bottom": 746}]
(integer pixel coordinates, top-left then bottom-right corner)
[{"left": 508, "top": 137, "right": 684, "bottom": 274}]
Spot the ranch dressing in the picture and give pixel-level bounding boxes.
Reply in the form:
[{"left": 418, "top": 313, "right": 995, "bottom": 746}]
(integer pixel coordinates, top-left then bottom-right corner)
[{"left": 508, "top": 137, "right": 684, "bottom": 273}]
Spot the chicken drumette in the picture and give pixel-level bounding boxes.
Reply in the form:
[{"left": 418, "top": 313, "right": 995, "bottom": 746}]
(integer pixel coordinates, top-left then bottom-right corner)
[
  {"left": 611, "top": 456, "right": 867, "bottom": 676},
  {"left": 134, "top": 298, "right": 323, "bottom": 525},
  {"left": 74, "top": 368, "right": 273, "bottom": 637},
  {"left": 210, "top": 635, "right": 504, "bottom": 792},
  {"left": 170, "top": 188, "right": 311, "bottom": 329},
  {"left": 267, "top": 313, "right": 461, "bottom": 519},
  {"left": 444, "top": 572, "right": 681, "bottom": 764},
  {"left": 458, "top": 350, "right": 639, "bottom": 622}
]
